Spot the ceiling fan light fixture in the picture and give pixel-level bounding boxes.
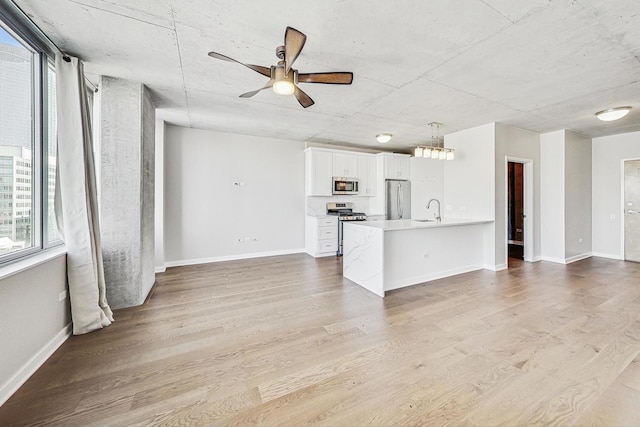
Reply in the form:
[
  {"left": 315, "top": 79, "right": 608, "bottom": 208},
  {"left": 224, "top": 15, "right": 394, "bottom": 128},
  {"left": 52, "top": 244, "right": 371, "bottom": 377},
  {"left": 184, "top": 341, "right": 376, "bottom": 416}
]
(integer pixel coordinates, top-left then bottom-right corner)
[
  {"left": 376, "top": 133, "right": 392, "bottom": 143},
  {"left": 272, "top": 80, "right": 295, "bottom": 96},
  {"left": 596, "top": 106, "right": 631, "bottom": 121}
]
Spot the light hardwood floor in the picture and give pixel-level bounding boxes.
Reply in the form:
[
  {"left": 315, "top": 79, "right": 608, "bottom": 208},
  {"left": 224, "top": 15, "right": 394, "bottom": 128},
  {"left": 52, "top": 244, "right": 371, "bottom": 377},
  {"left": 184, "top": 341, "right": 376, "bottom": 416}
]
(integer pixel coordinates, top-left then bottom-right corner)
[{"left": 2, "top": 254, "right": 640, "bottom": 426}]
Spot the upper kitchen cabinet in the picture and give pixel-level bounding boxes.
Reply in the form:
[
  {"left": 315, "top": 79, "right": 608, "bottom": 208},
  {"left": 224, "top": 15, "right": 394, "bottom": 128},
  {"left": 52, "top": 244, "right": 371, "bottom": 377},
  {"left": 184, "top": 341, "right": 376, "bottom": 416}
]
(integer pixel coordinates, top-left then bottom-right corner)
[
  {"left": 332, "top": 152, "right": 358, "bottom": 178},
  {"left": 381, "top": 153, "right": 411, "bottom": 180},
  {"left": 305, "top": 148, "right": 333, "bottom": 196},
  {"left": 357, "top": 154, "right": 377, "bottom": 196}
]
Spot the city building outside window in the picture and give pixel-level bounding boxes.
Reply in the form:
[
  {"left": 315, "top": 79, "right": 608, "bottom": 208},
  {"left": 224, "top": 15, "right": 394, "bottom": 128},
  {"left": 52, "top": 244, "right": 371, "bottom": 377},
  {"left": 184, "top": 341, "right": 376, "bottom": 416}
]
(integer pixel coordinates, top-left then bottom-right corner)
[{"left": 0, "top": 18, "right": 60, "bottom": 261}]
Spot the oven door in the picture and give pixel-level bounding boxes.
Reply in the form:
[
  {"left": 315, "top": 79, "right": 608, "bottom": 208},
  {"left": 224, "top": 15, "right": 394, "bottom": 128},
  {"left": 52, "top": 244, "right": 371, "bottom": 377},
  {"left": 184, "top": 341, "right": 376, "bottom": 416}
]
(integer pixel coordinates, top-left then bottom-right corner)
[{"left": 333, "top": 178, "right": 359, "bottom": 195}]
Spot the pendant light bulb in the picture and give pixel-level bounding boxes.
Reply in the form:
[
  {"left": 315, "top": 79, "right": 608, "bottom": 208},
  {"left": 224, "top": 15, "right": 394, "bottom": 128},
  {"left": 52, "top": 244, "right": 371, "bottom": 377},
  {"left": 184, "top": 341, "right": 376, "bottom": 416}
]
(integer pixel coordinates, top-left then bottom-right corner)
[{"left": 414, "top": 147, "right": 424, "bottom": 157}]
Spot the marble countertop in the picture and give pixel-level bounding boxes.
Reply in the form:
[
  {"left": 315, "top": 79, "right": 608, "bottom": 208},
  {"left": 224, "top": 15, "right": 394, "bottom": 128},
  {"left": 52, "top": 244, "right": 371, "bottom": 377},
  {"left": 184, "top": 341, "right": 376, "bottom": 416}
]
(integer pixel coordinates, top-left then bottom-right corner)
[{"left": 345, "top": 218, "right": 494, "bottom": 231}]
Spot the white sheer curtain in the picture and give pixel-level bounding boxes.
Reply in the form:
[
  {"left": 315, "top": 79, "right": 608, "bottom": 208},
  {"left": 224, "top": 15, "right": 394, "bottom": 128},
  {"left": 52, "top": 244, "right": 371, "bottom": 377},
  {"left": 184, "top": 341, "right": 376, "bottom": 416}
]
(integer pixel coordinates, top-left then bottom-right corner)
[{"left": 55, "top": 54, "right": 113, "bottom": 335}]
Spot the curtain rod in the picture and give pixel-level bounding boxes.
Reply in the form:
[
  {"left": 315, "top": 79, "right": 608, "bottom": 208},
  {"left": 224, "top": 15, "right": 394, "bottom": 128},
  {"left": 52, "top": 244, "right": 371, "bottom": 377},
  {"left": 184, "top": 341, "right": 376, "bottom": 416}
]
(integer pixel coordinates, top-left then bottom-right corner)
[{"left": 2, "top": 0, "right": 70, "bottom": 61}]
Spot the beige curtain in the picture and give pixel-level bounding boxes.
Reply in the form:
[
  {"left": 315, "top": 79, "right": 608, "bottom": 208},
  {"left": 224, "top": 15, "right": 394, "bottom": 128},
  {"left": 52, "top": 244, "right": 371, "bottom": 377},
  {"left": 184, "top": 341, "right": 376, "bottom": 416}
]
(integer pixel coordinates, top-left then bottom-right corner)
[{"left": 55, "top": 54, "right": 113, "bottom": 335}]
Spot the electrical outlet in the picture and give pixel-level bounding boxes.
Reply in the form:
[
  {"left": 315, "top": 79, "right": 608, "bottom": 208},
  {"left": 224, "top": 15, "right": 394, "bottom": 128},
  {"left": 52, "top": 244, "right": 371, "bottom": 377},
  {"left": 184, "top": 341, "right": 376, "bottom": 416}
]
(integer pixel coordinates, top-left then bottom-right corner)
[
  {"left": 423, "top": 253, "right": 429, "bottom": 259},
  {"left": 58, "top": 290, "right": 67, "bottom": 302}
]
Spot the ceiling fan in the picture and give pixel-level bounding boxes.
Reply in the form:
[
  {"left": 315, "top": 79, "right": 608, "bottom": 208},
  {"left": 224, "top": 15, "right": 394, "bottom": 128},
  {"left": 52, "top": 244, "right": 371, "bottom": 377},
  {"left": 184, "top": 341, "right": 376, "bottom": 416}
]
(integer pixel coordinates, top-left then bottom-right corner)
[{"left": 208, "top": 26, "right": 353, "bottom": 108}]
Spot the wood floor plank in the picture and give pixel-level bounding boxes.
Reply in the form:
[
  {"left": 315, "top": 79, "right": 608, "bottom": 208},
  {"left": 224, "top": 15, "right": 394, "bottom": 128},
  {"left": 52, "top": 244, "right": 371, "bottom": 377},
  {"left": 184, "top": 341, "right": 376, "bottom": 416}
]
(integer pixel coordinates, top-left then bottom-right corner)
[{"left": 2, "top": 254, "right": 640, "bottom": 426}]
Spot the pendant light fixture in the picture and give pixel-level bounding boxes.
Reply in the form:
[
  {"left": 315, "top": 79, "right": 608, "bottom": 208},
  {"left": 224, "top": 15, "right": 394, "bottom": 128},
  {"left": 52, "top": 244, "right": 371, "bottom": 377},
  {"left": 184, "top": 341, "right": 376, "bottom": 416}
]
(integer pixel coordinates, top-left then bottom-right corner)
[{"left": 413, "top": 122, "right": 454, "bottom": 160}]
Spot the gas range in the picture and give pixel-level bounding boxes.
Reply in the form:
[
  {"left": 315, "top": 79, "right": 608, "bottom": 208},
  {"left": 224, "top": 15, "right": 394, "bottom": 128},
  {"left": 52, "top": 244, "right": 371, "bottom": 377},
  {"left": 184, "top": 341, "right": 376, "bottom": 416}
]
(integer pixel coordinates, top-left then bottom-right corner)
[
  {"left": 326, "top": 202, "right": 367, "bottom": 256},
  {"left": 326, "top": 202, "right": 367, "bottom": 221}
]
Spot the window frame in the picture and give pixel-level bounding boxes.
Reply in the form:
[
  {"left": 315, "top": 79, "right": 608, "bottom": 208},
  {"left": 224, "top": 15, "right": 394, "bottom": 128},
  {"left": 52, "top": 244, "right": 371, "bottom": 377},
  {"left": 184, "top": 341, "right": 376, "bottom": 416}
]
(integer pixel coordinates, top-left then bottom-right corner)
[{"left": 0, "top": 2, "right": 63, "bottom": 265}]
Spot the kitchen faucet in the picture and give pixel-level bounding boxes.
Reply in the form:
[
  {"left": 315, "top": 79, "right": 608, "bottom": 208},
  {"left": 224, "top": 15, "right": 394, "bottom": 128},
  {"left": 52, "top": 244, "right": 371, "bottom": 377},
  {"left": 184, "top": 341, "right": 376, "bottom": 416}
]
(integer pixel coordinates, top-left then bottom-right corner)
[{"left": 427, "top": 198, "right": 441, "bottom": 222}]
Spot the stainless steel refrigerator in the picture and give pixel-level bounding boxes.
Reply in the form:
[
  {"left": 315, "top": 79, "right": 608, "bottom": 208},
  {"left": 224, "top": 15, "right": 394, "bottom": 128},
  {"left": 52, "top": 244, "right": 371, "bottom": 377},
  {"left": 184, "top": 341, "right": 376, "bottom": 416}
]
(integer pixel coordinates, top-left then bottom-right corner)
[{"left": 386, "top": 180, "right": 411, "bottom": 219}]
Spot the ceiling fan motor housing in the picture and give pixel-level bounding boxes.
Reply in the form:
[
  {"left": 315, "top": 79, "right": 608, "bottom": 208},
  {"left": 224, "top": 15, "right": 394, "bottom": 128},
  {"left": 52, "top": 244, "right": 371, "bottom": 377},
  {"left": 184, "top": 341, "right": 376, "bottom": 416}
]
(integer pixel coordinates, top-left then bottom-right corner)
[
  {"left": 273, "top": 62, "right": 297, "bottom": 83},
  {"left": 276, "top": 45, "right": 286, "bottom": 60}
]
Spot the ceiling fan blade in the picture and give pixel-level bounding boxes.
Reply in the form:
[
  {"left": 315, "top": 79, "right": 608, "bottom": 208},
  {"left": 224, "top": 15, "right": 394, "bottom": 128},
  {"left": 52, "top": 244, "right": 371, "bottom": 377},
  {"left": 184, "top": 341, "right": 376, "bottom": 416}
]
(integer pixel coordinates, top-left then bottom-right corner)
[
  {"left": 297, "top": 72, "right": 354, "bottom": 85},
  {"left": 239, "top": 79, "right": 275, "bottom": 98},
  {"left": 284, "top": 27, "right": 306, "bottom": 75},
  {"left": 208, "top": 51, "right": 271, "bottom": 77},
  {"left": 294, "top": 85, "right": 314, "bottom": 108}
]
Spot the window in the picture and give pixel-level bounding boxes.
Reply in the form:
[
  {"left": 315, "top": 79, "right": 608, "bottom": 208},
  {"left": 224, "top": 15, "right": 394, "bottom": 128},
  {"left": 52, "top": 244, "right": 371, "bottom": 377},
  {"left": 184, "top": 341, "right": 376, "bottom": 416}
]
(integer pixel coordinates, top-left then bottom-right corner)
[{"left": 0, "top": 15, "right": 60, "bottom": 262}]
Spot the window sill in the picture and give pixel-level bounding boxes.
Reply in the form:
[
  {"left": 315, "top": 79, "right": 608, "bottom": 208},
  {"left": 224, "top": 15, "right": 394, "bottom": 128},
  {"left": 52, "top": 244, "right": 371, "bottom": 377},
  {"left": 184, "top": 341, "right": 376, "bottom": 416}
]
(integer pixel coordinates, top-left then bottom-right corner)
[{"left": 0, "top": 246, "right": 67, "bottom": 281}]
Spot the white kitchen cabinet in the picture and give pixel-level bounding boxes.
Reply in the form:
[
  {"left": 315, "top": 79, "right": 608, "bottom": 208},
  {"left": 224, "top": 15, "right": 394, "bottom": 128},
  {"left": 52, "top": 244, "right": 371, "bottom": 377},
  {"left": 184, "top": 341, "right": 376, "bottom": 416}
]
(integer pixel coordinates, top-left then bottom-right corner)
[
  {"left": 305, "top": 149, "right": 333, "bottom": 196},
  {"left": 332, "top": 152, "right": 358, "bottom": 178},
  {"left": 383, "top": 153, "right": 411, "bottom": 180},
  {"left": 305, "top": 216, "right": 338, "bottom": 257},
  {"left": 357, "top": 154, "right": 377, "bottom": 196}
]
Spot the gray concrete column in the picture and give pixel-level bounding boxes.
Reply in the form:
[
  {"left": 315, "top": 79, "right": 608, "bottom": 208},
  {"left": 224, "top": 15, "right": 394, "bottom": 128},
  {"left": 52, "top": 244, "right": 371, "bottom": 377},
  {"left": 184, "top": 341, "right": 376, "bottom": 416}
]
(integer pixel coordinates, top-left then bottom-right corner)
[{"left": 99, "top": 76, "right": 155, "bottom": 309}]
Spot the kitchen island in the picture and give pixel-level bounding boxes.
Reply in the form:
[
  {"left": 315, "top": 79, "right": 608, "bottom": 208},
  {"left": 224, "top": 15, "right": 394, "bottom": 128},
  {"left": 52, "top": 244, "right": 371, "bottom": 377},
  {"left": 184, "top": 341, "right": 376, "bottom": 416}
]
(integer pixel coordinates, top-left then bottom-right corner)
[{"left": 342, "top": 218, "right": 494, "bottom": 297}]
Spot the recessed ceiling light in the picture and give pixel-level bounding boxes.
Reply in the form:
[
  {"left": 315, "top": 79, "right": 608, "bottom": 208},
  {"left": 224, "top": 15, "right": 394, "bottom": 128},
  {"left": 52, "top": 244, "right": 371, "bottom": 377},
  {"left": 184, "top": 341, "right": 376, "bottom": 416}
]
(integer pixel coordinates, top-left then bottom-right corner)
[
  {"left": 376, "top": 133, "right": 392, "bottom": 143},
  {"left": 595, "top": 106, "right": 631, "bottom": 122}
]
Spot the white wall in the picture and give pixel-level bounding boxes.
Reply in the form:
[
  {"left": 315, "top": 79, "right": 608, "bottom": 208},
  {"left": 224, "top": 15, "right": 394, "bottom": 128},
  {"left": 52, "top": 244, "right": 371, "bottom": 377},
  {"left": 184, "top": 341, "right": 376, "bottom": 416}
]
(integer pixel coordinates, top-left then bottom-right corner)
[
  {"left": 443, "top": 123, "right": 496, "bottom": 268},
  {"left": 564, "top": 131, "right": 592, "bottom": 261},
  {"left": 540, "top": 130, "right": 566, "bottom": 262},
  {"left": 410, "top": 157, "right": 444, "bottom": 220},
  {"left": 0, "top": 254, "right": 69, "bottom": 406},
  {"left": 495, "top": 124, "right": 541, "bottom": 265},
  {"left": 163, "top": 126, "right": 306, "bottom": 266},
  {"left": 154, "top": 119, "right": 165, "bottom": 272},
  {"left": 540, "top": 129, "right": 593, "bottom": 263},
  {"left": 443, "top": 123, "right": 496, "bottom": 220},
  {"left": 592, "top": 130, "right": 640, "bottom": 258}
]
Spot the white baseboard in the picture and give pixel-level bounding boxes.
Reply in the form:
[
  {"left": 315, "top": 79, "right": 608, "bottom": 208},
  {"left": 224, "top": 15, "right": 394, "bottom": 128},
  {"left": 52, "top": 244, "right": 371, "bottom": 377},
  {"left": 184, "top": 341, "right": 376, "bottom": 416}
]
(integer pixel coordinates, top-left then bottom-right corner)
[
  {"left": 164, "top": 248, "right": 306, "bottom": 268},
  {"left": 525, "top": 256, "right": 542, "bottom": 262},
  {"left": 541, "top": 256, "right": 568, "bottom": 264},
  {"left": 565, "top": 252, "right": 592, "bottom": 264},
  {"left": 541, "top": 253, "right": 592, "bottom": 265},
  {"left": 154, "top": 266, "right": 166, "bottom": 274},
  {"left": 0, "top": 323, "right": 72, "bottom": 407},
  {"left": 484, "top": 263, "right": 507, "bottom": 272},
  {"left": 592, "top": 252, "right": 623, "bottom": 260}
]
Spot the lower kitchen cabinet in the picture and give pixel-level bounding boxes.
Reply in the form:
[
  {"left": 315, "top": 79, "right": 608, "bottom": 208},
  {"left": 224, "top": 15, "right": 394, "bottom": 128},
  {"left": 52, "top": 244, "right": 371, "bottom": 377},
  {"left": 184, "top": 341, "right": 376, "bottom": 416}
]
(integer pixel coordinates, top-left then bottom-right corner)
[{"left": 305, "top": 216, "right": 338, "bottom": 257}]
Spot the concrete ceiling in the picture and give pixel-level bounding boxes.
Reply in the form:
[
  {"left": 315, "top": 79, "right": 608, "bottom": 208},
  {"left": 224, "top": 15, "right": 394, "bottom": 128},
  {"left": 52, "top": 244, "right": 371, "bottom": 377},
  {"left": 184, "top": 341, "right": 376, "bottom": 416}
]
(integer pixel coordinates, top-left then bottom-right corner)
[{"left": 15, "top": 0, "right": 640, "bottom": 150}]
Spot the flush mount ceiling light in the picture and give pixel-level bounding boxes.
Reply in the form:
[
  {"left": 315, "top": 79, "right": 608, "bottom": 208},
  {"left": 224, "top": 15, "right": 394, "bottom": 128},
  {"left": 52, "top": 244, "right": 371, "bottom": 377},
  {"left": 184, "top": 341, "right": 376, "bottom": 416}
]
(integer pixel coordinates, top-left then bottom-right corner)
[
  {"left": 596, "top": 106, "right": 631, "bottom": 122},
  {"left": 413, "top": 122, "right": 454, "bottom": 160},
  {"left": 376, "top": 133, "right": 392, "bottom": 143}
]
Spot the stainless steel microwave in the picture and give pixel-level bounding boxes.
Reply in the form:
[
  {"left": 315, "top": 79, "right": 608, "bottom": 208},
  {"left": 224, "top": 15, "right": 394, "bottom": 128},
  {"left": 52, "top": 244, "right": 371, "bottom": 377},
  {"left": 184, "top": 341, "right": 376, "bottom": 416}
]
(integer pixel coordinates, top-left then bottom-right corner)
[{"left": 332, "top": 177, "right": 359, "bottom": 195}]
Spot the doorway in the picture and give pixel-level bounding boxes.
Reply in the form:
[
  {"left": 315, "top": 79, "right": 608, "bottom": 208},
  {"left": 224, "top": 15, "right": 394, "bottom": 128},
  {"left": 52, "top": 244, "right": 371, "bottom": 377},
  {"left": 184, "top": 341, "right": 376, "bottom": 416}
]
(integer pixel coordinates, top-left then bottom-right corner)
[
  {"left": 624, "top": 159, "right": 640, "bottom": 262},
  {"left": 508, "top": 162, "right": 524, "bottom": 261},
  {"left": 506, "top": 157, "right": 533, "bottom": 268}
]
